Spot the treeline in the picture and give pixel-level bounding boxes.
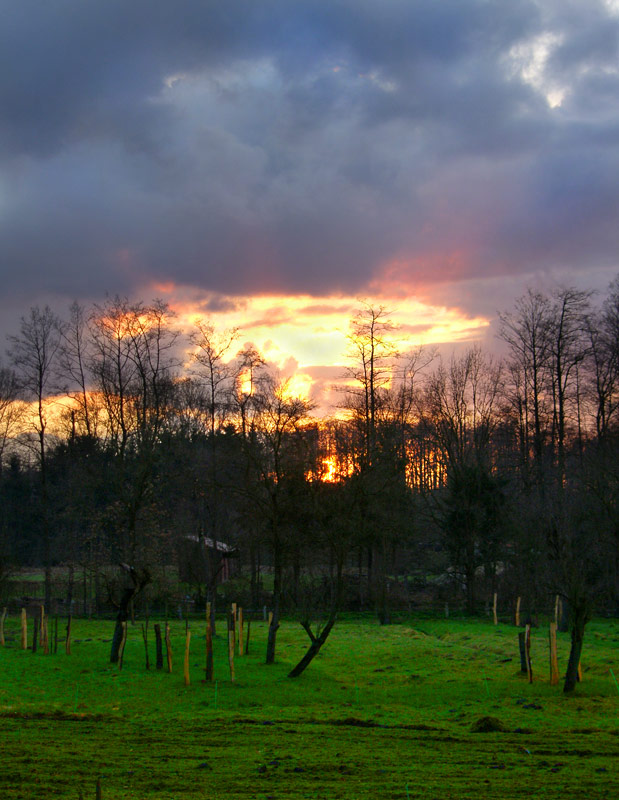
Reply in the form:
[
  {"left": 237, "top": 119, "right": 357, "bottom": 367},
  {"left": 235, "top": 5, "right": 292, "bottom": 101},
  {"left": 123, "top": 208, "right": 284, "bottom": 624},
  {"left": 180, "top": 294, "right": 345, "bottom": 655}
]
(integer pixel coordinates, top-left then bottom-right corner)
[{"left": 0, "top": 285, "right": 618, "bottom": 688}]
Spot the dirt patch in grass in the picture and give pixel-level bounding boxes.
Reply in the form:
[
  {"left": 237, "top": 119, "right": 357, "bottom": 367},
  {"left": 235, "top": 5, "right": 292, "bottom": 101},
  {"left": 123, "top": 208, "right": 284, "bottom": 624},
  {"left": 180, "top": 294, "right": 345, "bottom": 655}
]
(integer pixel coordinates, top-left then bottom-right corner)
[
  {"left": 470, "top": 715, "right": 509, "bottom": 733},
  {"left": 0, "top": 709, "right": 109, "bottom": 722}
]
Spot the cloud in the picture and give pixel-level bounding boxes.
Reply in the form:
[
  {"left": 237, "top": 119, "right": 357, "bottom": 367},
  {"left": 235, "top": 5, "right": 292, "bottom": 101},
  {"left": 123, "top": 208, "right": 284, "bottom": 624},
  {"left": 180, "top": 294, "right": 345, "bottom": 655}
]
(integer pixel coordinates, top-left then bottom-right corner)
[{"left": 1, "top": 0, "right": 619, "bottom": 343}]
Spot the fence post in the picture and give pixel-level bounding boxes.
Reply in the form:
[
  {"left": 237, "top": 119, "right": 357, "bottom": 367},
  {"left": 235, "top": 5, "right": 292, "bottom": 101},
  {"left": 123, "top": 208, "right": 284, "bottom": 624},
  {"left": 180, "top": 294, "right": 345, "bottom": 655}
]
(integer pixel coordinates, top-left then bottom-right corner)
[
  {"left": 21, "top": 608, "right": 28, "bottom": 650},
  {"left": 549, "top": 622, "right": 559, "bottom": 685},
  {"left": 228, "top": 609, "right": 235, "bottom": 683}
]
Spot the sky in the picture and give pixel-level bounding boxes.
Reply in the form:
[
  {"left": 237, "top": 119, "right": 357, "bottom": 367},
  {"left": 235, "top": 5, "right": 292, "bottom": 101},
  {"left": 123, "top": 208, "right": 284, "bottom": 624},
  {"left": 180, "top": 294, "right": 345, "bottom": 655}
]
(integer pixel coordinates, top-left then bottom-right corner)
[{"left": 1, "top": 0, "right": 619, "bottom": 412}]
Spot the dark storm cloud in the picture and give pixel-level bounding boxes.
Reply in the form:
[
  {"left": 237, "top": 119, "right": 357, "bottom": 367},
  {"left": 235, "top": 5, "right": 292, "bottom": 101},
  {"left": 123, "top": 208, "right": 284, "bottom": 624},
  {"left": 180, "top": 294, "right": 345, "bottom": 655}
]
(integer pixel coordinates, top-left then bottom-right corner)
[{"left": 1, "top": 0, "right": 619, "bottom": 320}]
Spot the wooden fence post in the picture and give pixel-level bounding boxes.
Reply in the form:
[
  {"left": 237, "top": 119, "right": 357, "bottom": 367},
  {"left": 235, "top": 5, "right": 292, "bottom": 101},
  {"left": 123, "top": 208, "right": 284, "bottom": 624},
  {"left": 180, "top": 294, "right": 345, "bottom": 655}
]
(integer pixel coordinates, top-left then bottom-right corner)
[
  {"left": 493, "top": 593, "right": 498, "bottom": 625},
  {"left": 515, "top": 596, "right": 521, "bottom": 627},
  {"left": 245, "top": 618, "right": 251, "bottom": 655},
  {"left": 0, "top": 607, "right": 6, "bottom": 646},
  {"left": 228, "top": 610, "right": 235, "bottom": 683},
  {"left": 549, "top": 622, "right": 559, "bottom": 685},
  {"left": 21, "top": 608, "right": 28, "bottom": 650},
  {"left": 238, "top": 608, "right": 244, "bottom": 656},
  {"left": 141, "top": 621, "right": 150, "bottom": 670}
]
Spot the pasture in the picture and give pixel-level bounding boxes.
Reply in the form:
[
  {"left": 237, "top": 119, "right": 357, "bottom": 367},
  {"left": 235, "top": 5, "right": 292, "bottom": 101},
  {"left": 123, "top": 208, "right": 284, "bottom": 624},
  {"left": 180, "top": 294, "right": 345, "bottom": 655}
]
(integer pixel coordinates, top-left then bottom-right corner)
[{"left": 0, "top": 613, "right": 617, "bottom": 799}]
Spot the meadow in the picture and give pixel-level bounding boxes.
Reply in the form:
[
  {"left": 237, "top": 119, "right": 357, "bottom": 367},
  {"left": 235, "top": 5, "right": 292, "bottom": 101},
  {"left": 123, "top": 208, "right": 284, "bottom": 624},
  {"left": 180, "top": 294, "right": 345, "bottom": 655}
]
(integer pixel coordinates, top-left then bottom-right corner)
[{"left": 0, "top": 612, "right": 617, "bottom": 799}]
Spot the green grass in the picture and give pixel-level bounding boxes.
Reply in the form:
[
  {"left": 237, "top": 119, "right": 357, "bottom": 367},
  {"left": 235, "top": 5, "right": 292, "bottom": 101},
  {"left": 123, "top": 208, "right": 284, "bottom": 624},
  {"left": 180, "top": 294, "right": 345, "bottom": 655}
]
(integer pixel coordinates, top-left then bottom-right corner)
[{"left": 1, "top": 614, "right": 618, "bottom": 799}]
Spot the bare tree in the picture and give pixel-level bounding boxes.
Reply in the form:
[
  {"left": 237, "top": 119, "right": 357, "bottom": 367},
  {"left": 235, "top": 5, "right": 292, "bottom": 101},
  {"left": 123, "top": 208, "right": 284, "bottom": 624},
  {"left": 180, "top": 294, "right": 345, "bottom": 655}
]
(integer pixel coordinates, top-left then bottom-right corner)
[
  {"left": 7, "top": 306, "right": 62, "bottom": 611},
  {"left": 586, "top": 277, "right": 619, "bottom": 441},
  {"left": 421, "top": 347, "right": 505, "bottom": 613},
  {"left": 190, "top": 320, "right": 239, "bottom": 439},
  {"left": 57, "top": 301, "right": 96, "bottom": 439},
  {"left": 344, "top": 304, "right": 399, "bottom": 467},
  {"left": 0, "top": 364, "right": 23, "bottom": 472},
  {"left": 546, "top": 288, "right": 592, "bottom": 482},
  {"left": 499, "top": 289, "right": 552, "bottom": 486},
  {"left": 88, "top": 297, "right": 179, "bottom": 661}
]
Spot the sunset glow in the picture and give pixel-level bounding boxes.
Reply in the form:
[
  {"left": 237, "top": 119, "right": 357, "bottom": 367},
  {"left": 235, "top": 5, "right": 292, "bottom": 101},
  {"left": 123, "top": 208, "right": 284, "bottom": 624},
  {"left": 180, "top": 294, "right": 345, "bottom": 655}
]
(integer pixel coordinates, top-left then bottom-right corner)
[
  {"left": 153, "top": 286, "right": 491, "bottom": 414},
  {"left": 321, "top": 457, "right": 338, "bottom": 483}
]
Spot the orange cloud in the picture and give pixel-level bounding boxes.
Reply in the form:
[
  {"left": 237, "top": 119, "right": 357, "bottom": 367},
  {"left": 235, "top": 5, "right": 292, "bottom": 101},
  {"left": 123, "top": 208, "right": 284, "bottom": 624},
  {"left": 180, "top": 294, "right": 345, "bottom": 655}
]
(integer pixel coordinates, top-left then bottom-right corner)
[{"left": 145, "top": 283, "right": 491, "bottom": 416}]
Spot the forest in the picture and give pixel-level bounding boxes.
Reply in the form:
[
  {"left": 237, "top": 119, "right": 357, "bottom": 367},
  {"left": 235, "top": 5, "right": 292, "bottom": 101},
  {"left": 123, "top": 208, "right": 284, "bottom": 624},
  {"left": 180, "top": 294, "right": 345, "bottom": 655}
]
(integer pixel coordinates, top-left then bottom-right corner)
[{"left": 0, "top": 282, "right": 618, "bottom": 693}]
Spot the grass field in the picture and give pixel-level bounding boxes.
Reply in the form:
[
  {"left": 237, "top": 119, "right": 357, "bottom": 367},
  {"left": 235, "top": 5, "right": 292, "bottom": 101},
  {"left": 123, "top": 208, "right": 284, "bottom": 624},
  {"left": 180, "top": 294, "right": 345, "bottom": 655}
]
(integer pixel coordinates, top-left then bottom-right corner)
[{"left": 0, "top": 612, "right": 617, "bottom": 799}]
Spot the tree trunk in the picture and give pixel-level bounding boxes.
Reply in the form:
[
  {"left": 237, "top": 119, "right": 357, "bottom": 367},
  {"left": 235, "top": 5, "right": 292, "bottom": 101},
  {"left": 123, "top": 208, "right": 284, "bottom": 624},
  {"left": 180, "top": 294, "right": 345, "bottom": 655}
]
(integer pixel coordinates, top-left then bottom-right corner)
[
  {"left": 288, "top": 559, "right": 343, "bottom": 678},
  {"left": 199, "top": 536, "right": 219, "bottom": 636},
  {"left": 66, "top": 565, "right": 74, "bottom": 614},
  {"left": 109, "top": 565, "right": 150, "bottom": 663},
  {"left": 266, "top": 546, "right": 282, "bottom": 665},
  {"left": 110, "top": 613, "right": 129, "bottom": 663},
  {"left": 288, "top": 614, "right": 337, "bottom": 678},
  {"left": 154, "top": 623, "right": 163, "bottom": 670},
  {"left": 564, "top": 604, "right": 588, "bottom": 693},
  {"left": 265, "top": 602, "right": 280, "bottom": 664}
]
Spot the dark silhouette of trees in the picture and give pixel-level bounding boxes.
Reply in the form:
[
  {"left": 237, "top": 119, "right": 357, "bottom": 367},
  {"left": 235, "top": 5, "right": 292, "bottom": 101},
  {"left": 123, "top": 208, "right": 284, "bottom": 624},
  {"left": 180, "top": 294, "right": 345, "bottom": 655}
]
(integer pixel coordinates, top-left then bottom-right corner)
[
  {"left": 237, "top": 374, "right": 314, "bottom": 664},
  {"left": 87, "top": 297, "right": 180, "bottom": 661},
  {"left": 8, "top": 305, "right": 62, "bottom": 611},
  {"left": 189, "top": 320, "right": 241, "bottom": 629},
  {"left": 499, "top": 289, "right": 552, "bottom": 487},
  {"left": 0, "top": 364, "right": 22, "bottom": 471},
  {"left": 0, "top": 282, "right": 617, "bottom": 688},
  {"left": 344, "top": 304, "right": 399, "bottom": 468},
  {"left": 420, "top": 347, "right": 505, "bottom": 613}
]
